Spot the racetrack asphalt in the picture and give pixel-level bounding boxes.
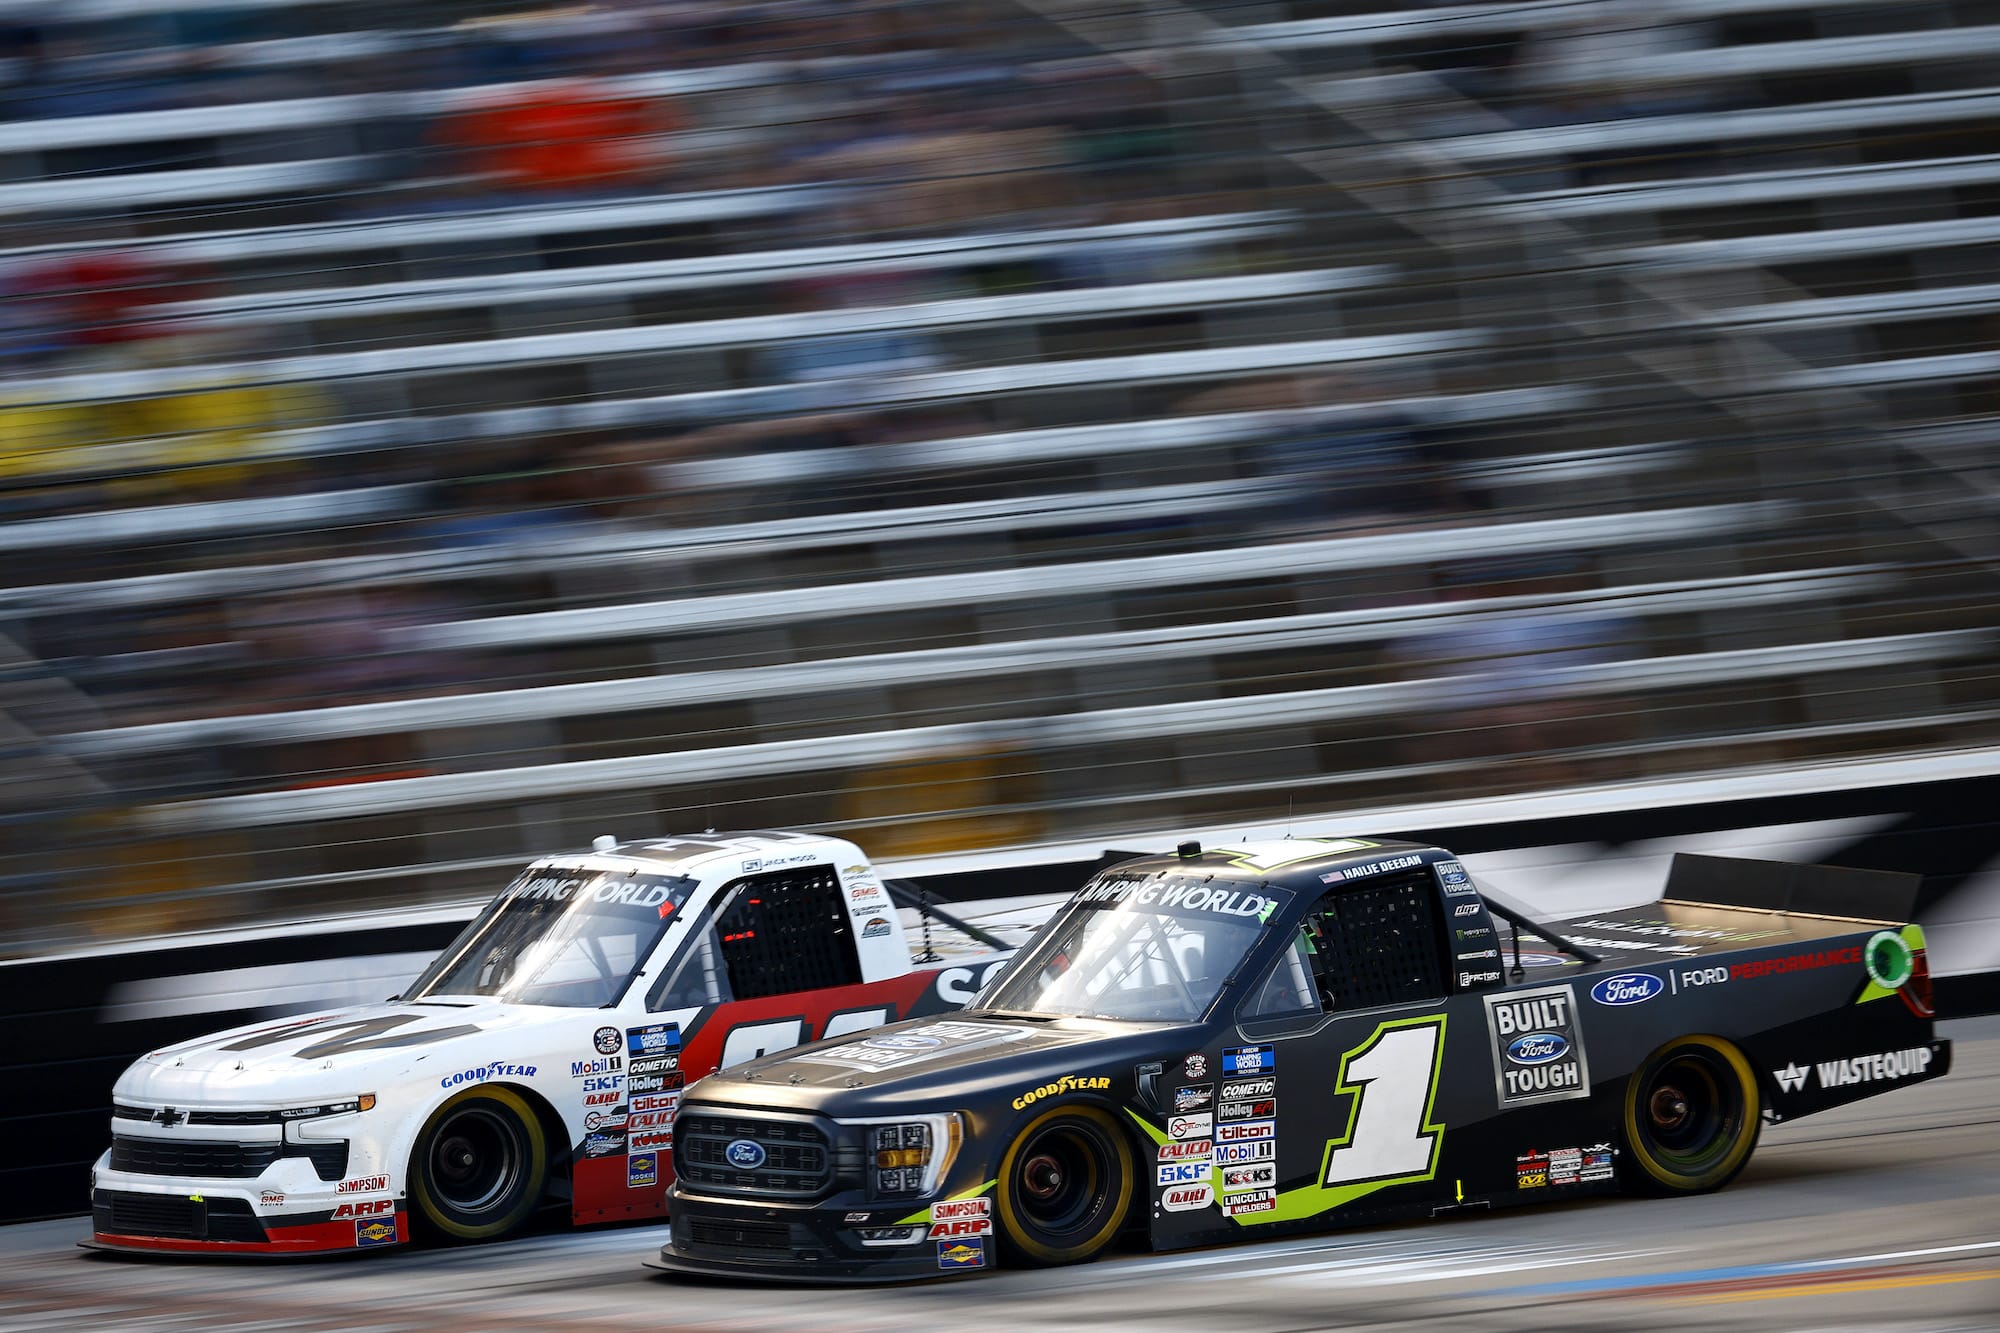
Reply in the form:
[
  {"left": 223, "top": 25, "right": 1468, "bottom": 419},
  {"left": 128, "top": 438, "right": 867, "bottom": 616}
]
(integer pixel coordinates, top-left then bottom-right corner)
[{"left": 5, "top": 1016, "right": 1996, "bottom": 1332}]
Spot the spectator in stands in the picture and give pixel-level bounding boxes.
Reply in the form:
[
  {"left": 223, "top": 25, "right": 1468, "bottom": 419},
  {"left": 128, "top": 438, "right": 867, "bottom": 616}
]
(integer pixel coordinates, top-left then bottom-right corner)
[
  {"left": 1390, "top": 558, "right": 1642, "bottom": 787},
  {"left": 432, "top": 77, "right": 682, "bottom": 205}
]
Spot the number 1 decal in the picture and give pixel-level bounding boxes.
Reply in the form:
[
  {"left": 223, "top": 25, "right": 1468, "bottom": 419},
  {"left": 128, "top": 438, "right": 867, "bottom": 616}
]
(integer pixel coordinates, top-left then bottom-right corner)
[
  {"left": 1225, "top": 1014, "right": 1447, "bottom": 1226},
  {"left": 1322, "top": 1017, "right": 1447, "bottom": 1186}
]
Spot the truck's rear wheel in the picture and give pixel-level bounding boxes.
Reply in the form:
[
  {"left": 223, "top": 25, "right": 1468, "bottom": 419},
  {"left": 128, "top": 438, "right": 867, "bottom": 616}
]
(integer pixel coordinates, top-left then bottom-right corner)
[
  {"left": 409, "top": 1086, "right": 547, "bottom": 1242},
  {"left": 994, "top": 1105, "right": 1134, "bottom": 1266},
  {"left": 1621, "top": 1035, "right": 1760, "bottom": 1194}
]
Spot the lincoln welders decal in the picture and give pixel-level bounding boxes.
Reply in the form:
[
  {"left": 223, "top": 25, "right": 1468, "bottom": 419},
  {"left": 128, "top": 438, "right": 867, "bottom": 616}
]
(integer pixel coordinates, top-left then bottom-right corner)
[{"left": 1483, "top": 985, "right": 1590, "bottom": 1106}]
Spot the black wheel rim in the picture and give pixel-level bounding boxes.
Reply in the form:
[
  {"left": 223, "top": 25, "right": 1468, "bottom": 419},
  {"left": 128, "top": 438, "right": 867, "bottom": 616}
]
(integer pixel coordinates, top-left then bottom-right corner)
[
  {"left": 1641, "top": 1051, "right": 1737, "bottom": 1169},
  {"left": 427, "top": 1105, "right": 524, "bottom": 1215},
  {"left": 1011, "top": 1122, "right": 1110, "bottom": 1240}
]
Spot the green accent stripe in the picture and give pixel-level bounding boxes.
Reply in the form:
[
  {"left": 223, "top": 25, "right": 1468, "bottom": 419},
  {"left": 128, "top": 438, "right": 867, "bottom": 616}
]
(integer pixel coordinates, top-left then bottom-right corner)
[{"left": 894, "top": 1178, "right": 997, "bottom": 1226}]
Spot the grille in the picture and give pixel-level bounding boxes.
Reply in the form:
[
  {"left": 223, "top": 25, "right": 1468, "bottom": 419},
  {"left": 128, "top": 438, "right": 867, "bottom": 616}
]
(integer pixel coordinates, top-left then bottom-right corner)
[
  {"left": 675, "top": 1113, "right": 831, "bottom": 1197},
  {"left": 110, "top": 1135, "right": 348, "bottom": 1181},
  {"left": 93, "top": 1191, "right": 266, "bottom": 1243},
  {"left": 685, "top": 1217, "right": 792, "bottom": 1252}
]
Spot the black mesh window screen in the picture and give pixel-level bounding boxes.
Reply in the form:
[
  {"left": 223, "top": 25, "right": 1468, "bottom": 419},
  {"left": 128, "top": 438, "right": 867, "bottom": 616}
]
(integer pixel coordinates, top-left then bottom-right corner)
[
  {"left": 1316, "top": 871, "right": 1447, "bottom": 1010},
  {"left": 714, "top": 868, "right": 863, "bottom": 1000}
]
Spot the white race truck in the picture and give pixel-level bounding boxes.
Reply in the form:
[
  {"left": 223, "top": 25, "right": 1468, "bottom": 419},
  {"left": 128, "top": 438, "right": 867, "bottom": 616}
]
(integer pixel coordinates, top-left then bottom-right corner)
[{"left": 89, "top": 830, "right": 1026, "bottom": 1256}]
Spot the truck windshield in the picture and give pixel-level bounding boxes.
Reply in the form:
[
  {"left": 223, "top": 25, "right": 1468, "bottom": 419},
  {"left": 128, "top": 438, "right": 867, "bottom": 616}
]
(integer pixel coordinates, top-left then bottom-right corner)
[
  {"left": 405, "top": 868, "right": 698, "bottom": 1008},
  {"left": 977, "top": 875, "right": 1289, "bottom": 1022}
]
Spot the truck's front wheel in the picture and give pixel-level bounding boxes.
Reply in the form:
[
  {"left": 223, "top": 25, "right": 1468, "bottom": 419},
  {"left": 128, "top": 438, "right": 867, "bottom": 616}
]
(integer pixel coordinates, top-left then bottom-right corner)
[
  {"left": 409, "top": 1086, "right": 548, "bottom": 1242},
  {"left": 993, "top": 1104, "right": 1135, "bottom": 1266},
  {"left": 1621, "top": 1035, "right": 1760, "bottom": 1194}
]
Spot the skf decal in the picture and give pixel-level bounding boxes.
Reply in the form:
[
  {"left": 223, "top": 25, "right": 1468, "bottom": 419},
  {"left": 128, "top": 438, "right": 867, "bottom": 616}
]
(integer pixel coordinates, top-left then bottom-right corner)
[{"left": 1011, "top": 1075, "right": 1111, "bottom": 1110}]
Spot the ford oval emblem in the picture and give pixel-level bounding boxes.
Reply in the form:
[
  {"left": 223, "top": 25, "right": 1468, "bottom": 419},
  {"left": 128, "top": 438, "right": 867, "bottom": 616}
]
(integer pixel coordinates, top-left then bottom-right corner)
[
  {"left": 725, "top": 1139, "right": 766, "bottom": 1170},
  {"left": 1590, "top": 973, "right": 1663, "bottom": 1006},
  {"left": 1506, "top": 1033, "right": 1569, "bottom": 1065}
]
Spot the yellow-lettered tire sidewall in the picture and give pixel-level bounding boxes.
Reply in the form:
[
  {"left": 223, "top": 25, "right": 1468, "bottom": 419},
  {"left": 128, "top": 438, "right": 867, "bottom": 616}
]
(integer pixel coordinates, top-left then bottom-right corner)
[
  {"left": 994, "top": 1104, "right": 1135, "bottom": 1267},
  {"left": 408, "top": 1084, "right": 548, "bottom": 1243},
  {"left": 1621, "top": 1034, "right": 1760, "bottom": 1195}
]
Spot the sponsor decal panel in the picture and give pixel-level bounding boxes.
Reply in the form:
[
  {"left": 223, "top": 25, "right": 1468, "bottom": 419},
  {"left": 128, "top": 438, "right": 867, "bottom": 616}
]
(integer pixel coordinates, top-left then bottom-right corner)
[
  {"left": 1157, "top": 1161, "right": 1208, "bottom": 1187},
  {"left": 440, "top": 1061, "right": 536, "bottom": 1089},
  {"left": 630, "top": 1092, "right": 680, "bottom": 1114},
  {"left": 354, "top": 1220, "right": 398, "bottom": 1248},
  {"left": 1214, "top": 1119, "right": 1275, "bottom": 1143},
  {"left": 626, "top": 1109, "right": 673, "bottom": 1130},
  {"left": 339, "top": 1175, "right": 389, "bottom": 1195},
  {"left": 1222, "top": 1044, "right": 1274, "bottom": 1076},
  {"left": 572, "top": 1056, "right": 621, "bottom": 1079},
  {"left": 1816, "top": 1045, "right": 1937, "bottom": 1088},
  {"left": 628, "top": 1072, "right": 682, "bottom": 1096},
  {"left": 1168, "top": 1113, "right": 1212, "bottom": 1141},
  {"left": 1218, "top": 1099, "right": 1276, "bottom": 1122},
  {"left": 1012, "top": 1075, "right": 1111, "bottom": 1110},
  {"left": 1173, "top": 1085, "right": 1213, "bottom": 1112},
  {"left": 1731, "top": 946, "right": 1862, "bottom": 980},
  {"left": 583, "top": 1091, "right": 618, "bottom": 1107},
  {"left": 629, "top": 1131, "right": 673, "bottom": 1152},
  {"left": 627, "top": 1023, "right": 680, "bottom": 1055},
  {"left": 861, "top": 916, "right": 893, "bottom": 939},
  {"left": 937, "top": 1238, "right": 985, "bottom": 1270},
  {"left": 627, "top": 1153, "right": 658, "bottom": 1189},
  {"left": 1182, "top": 1053, "right": 1207, "bottom": 1080},
  {"left": 593, "top": 1026, "right": 621, "bottom": 1055},
  {"left": 1483, "top": 986, "right": 1590, "bottom": 1106},
  {"left": 259, "top": 1191, "right": 284, "bottom": 1207},
  {"left": 931, "top": 1198, "right": 989, "bottom": 1222},
  {"left": 583, "top": 1131, "right": 625, "bottom": 1157},
  {"left": 1221, "top": 1077, "right": 1274, "bottom": 1101},
  {"left": 1158, "top": 1139, "right": 1211, "bottom": 1162},
  {"left": 333, "top": 1199, "right": 393, "bottom": 1220},
  {"left": 583, "top": 1074, "right": 623, "bottom": 1093},
  {"left": 1221, "top": 1163, "right": 1275, "bottom": 1193},
  {"left": 1222, "top": 1189, "right": 1277, "bottom": 1217},
  {"left": 1515, "top": 1149, "right": 1549, "bottom": 1190},
  {"left": 1211, "top": 1140, "right": 1275, "bottom": 1165},
  {"left": 1161, "top": 1183, "right": 1213, "bottom": 1212},
  {"left": 1581, "top": 1144, "right": 1615, "bottom": 1183},
  {"left": 1589, "top": 973, "right": 1664, "bottom": 1006}
]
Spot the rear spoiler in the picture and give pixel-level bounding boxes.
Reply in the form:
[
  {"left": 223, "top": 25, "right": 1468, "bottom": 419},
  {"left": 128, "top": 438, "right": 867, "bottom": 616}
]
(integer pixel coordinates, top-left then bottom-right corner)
[{"left": 1662, "top": 853, "right": 1921, "bottom": 924}]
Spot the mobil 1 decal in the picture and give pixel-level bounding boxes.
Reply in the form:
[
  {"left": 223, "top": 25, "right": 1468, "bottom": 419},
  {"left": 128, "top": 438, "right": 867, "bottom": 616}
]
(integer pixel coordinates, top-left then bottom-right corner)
[{"left": 1483, "top": 985, "right": 1590, "bottom": 1106}]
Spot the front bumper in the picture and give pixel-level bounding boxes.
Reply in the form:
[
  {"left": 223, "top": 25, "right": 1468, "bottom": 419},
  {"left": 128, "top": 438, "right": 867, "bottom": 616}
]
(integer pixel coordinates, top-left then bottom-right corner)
[
  {"left": 89, "top": 1169, "right": 406, "bottom": 1256},
  {"left": 651, "top": 1191, "right": 987, "bottom": 1283}
]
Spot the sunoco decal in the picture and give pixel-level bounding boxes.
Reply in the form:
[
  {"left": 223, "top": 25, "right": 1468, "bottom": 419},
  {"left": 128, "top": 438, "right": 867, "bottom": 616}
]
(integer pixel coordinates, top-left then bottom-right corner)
[{"left": 1483, "top": 986, "right": 1590, "bottom": 1106}]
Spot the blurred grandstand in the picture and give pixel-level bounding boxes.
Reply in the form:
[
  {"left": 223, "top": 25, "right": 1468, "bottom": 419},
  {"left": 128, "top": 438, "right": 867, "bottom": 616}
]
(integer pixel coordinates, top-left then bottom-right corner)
[{"left": 0, "top": 0, "right": 1996, "bottom": 950}]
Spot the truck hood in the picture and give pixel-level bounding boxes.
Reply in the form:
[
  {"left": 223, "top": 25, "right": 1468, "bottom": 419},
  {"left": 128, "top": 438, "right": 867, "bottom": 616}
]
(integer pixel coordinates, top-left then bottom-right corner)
[
  {"left": 116, "top": 999, "right": 555, "bottom": 1107},
  {"left": 699, "top": 1012, "right": 1172, "bottom": 1117}
]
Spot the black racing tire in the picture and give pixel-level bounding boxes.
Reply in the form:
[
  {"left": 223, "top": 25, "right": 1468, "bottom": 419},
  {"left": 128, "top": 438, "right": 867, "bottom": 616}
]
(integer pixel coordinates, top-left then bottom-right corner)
[
  {"left": 993, "top": 1104, "right": 1135, "bottom": 1267},
  {"left": 1621, "top": 1035, "right": 1761, "bottom": 1195},
  {"left": 409, "top": 1086, "right": 548, "bottom": 1243}
]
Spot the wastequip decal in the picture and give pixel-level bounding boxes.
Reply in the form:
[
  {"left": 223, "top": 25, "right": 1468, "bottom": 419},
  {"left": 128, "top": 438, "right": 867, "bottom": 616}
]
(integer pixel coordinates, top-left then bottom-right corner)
[{"left": 1126, "top": 1015, "right": 1446, "bottom": 1227}]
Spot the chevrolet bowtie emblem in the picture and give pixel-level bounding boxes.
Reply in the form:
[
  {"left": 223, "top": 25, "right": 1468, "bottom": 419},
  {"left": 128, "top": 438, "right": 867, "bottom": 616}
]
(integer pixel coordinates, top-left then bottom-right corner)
[{"left": 153, "top": 1106, "right": 187, "bottom": 1127}]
